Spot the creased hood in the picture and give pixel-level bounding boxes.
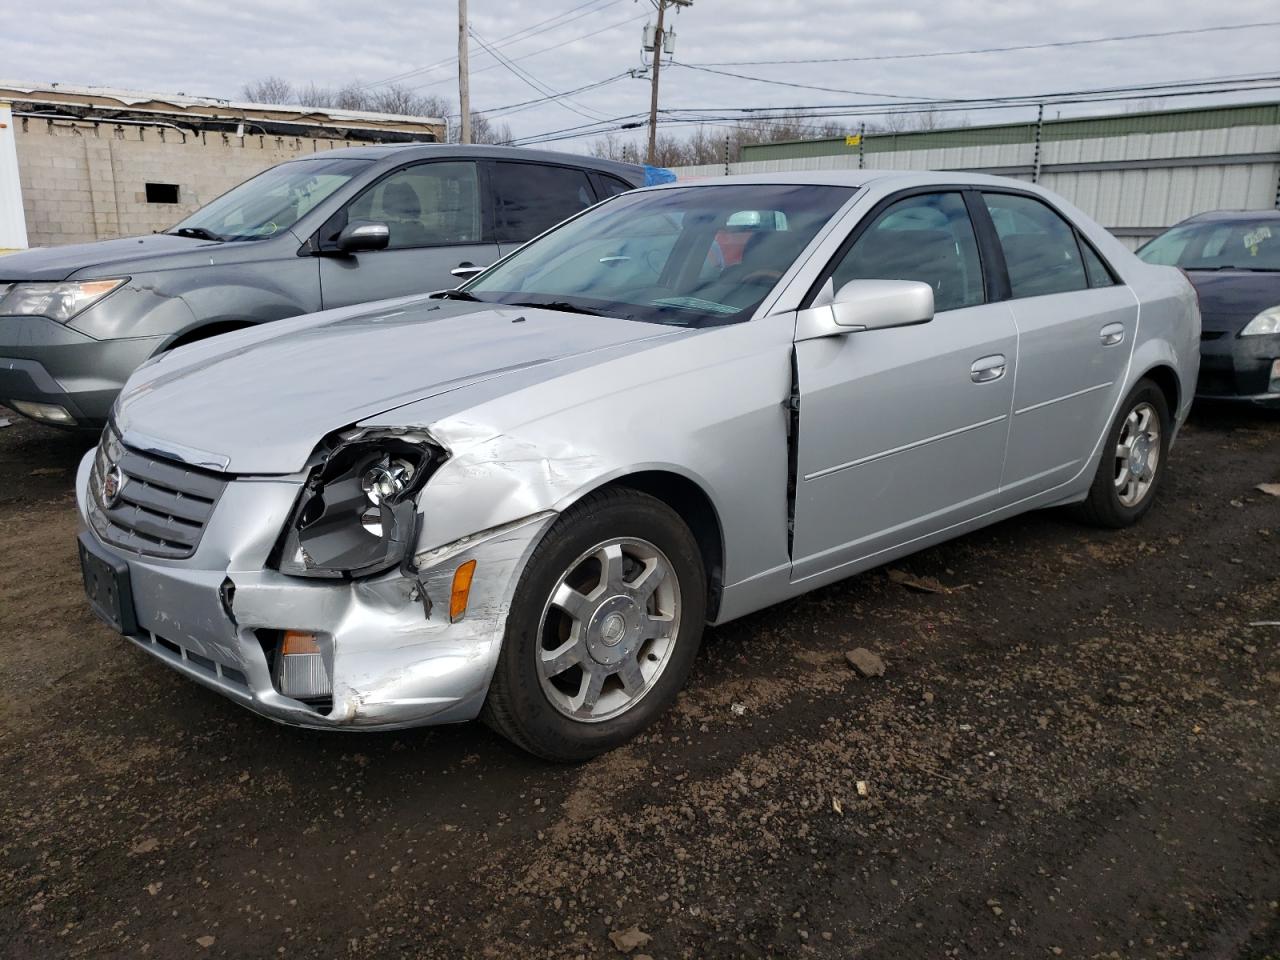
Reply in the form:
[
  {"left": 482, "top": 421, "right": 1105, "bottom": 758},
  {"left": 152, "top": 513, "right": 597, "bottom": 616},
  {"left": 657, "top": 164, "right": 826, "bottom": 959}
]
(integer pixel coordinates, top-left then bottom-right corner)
[
  {"left": 0, "top": 234, "right": 219, "bottom": 282},
  {"left": 114, "top": 297, "right": 678, "bottom": 474}
]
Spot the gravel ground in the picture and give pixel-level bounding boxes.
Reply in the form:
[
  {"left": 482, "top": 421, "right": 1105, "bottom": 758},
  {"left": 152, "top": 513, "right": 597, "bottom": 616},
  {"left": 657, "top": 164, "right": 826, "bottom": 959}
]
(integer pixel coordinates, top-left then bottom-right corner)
[{"left": 0, "top": 403, "right": 1276, "bottom": 959}]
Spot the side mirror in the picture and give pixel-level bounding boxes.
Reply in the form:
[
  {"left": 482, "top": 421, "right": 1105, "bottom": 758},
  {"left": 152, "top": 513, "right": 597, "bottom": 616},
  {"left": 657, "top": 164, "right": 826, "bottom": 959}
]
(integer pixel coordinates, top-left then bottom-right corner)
[
  {"left": 336, "top": 220, "right": 390, "bottom": 254},
  {"left": 795, "top": 279, "right": 934, "bottom": 341}
]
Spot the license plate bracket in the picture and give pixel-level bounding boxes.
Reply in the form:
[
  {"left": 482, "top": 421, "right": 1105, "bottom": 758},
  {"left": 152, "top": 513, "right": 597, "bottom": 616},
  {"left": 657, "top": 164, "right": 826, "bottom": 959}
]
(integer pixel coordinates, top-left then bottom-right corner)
[{"left": 79, "top": 533, "right": 137, "bottom": 635}]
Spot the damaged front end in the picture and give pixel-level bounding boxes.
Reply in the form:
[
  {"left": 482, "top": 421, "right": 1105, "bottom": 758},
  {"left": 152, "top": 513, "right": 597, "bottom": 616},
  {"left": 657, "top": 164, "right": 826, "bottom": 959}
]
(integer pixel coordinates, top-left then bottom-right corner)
[{"left": 74, "top": 424, "right": 558, "bottom": 731}]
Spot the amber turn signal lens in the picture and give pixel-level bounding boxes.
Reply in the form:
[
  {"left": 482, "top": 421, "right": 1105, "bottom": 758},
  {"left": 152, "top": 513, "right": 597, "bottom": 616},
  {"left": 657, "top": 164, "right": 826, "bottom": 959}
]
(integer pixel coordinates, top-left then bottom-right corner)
[
  {"left": 281, "top": 630, "right": 320, "bottom": 656},
  {"left": 450, "top": 560, "right": 478, "bottom": 622}
]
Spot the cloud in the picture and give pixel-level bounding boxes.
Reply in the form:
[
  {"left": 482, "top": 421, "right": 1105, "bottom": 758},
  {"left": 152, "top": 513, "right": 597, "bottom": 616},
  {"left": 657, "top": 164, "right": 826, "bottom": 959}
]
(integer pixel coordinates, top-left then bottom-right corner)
[{"left": 6, "top": 0, "right": 1278, "bottom": 150}]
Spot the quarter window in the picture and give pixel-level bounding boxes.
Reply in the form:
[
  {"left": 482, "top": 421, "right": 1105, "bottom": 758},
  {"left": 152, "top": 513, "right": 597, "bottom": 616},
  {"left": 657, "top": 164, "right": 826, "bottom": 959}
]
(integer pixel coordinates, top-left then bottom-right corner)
[
  {"left": 345, "top": 161, "right": 480, "bottom": 249},
  {"left": 1080, "top": 240, "right": 1116, "bottom": 288},
  {"left": 491, "top": 162, "right": 596, "bottom": 243},
  {"left": 828, "top": 192, "right": 985, "bottom": 312},
  {"left": 983, "top": 193, "right": 1088, "bottom": 298}
]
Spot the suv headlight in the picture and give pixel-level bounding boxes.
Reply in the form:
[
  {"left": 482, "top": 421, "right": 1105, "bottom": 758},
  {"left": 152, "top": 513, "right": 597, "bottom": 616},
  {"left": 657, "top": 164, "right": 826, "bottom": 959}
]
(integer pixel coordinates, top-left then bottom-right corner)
[
  {"left": 274, "top": 436, "right": 444, "bottom": 579},
  {"left": 1240, "top": 306, "right": 1280, "bottom": 337},
  {"left": 0, "top": 278, "right": 128, "bottom": 322}
]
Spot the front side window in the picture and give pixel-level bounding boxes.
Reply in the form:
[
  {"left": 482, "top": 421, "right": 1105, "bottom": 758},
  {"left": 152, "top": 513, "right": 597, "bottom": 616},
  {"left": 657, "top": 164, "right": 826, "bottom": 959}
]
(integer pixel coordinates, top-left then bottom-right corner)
[
  {"left": 491, "top": 162, "right": 597, "bottom": 243},
  {"left": 345, "top": 161, "right": 480, "bottom": 249},
  {"left": 984, "top": 193, "right": 1088, "bottom": 298},
  {"left": 171, "top": 156, "right": 371, "bottom": 241},
  {"left": 1137, "top": 218, "right": 1280, "bottom": 271},
  {"left": 467, "top": 183, "right": 855, "bottom": 327},
  {"left": 828, "top": 192, "right": 984, "bottom": 312}
]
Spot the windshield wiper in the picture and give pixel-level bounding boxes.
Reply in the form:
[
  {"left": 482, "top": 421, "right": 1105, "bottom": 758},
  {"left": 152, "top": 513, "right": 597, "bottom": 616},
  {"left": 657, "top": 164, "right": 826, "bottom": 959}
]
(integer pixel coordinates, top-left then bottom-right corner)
[
  {"left": 1188, "top": 264, "right": 1279, "bottom": 273},
  {"left": 506, "top": 299, "right": 605, "bottom": 317},
  {"left": 169, "top": 226, "right": 225, "bottom": 242},
  {"left": 432, "top": 288, "right": 486, "bottom": 302}
]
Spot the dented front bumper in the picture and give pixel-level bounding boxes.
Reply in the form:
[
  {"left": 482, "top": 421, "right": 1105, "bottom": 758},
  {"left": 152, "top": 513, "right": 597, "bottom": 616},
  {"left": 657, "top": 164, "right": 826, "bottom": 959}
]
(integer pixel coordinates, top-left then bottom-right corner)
[{"left": 74, "top": 451, "right": 553, "bottom": 730}]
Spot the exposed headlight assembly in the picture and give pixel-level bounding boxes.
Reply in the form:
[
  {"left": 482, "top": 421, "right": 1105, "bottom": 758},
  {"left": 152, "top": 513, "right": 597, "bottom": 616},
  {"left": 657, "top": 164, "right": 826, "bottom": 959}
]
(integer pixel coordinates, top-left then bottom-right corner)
[
  {"left": 1240, "top": 306, "right": 1280, "bottom": 337},
  {"left": 0, "top": 278, "right": 128, "bottom": 322},
  {"left": 274, "top": 435, "right": 444, "bottom": 579}
]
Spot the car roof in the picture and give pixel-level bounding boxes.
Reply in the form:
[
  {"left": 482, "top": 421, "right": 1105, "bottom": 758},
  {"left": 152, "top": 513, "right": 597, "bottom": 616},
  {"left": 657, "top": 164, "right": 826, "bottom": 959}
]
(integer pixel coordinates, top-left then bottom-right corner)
[
  {"left": 296, "top": 142, "right": 648, "bottom": 182},
  {"left": 644, "top": 169, "right": 1056, "bottom": 192},
  {"left": 1181, "top": 209, "right": 1280, "bottom": 224}
]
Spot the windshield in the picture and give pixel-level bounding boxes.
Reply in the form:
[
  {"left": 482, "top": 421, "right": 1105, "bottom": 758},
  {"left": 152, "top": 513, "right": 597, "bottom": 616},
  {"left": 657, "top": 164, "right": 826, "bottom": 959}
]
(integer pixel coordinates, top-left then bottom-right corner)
[
  {"left": 466, "top": 183, "right": 857, "bottom": 326},
  {"left": 170, "top": 156, "right": 372, "bottom": 241},
  {"left": 1137, "top": 218, "right": 1280, "bottom": 271}
]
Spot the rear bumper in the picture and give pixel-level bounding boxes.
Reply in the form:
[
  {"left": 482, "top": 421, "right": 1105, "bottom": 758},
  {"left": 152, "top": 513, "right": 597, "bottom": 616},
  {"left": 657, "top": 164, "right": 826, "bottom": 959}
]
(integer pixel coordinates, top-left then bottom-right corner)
[
  {"left": 1196, "top": 331, "right": 1280, "bottom": 405},
  {"left": 74, "top": 449, "right": 555, "bottom": 730},
  {"left": 0, "top": 316, "right": 163, "bottom": 426}
]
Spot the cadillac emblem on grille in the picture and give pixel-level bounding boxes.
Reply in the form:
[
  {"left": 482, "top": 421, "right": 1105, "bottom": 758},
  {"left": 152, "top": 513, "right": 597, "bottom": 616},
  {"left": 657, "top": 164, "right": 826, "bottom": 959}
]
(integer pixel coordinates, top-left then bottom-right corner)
[{"left": 102, "top": 463, "right": 125, "bottom": 507}]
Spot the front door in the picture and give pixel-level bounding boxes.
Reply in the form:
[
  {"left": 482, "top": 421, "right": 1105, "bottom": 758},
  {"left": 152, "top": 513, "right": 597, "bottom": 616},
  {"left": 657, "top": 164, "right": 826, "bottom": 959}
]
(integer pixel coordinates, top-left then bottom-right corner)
[
  {"left": 791, "top": 191, "right": 1017, "bottom": 582},
  {"left": 318, "top": 160, "right": 498, "bottom": 308},
  {"left": 979, "top": 191, "right": 1139, "bottom": 495}
]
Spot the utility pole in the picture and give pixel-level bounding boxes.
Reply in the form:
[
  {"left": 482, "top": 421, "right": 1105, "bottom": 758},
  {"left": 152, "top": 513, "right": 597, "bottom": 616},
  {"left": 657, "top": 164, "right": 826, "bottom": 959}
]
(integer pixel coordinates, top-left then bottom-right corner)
[
  {"left": 644, "top": 0, "right": 690, "bottom": 165},
  {"left": 458, "top": 0, "right": 471, "bottom": 144}
]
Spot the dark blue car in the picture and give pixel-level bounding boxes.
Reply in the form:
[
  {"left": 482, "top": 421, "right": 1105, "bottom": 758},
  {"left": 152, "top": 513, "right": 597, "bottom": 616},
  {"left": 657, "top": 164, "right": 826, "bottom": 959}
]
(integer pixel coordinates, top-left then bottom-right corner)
[{"left": 1138, "top": 210, "right": 1279, "bottom": 407}]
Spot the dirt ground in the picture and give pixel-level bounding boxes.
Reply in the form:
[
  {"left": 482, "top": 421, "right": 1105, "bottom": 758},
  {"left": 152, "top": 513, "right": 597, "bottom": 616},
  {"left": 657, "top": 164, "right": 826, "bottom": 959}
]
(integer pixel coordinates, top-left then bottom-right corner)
[{"left": 0, "top": 402, "right": 1276, "bottom": 960}]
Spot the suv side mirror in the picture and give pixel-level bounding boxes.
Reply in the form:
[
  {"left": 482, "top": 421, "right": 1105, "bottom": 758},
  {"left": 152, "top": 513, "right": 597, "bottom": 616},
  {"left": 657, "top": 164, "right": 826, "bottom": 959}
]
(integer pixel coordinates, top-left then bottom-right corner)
[
  {"left": 795, "top": 279, "right": 934, "bottom": 341},
  {"left": 336, "top": 221, "right": 390, "bottom": 254}
]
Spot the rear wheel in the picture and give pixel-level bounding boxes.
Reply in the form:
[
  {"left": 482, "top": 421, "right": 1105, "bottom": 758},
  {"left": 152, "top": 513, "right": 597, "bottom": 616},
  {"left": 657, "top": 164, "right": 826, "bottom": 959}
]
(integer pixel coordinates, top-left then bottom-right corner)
[
  {"left": 1076, "top": 378, "right": 1170, "bottom": 528},
  {"left": 482, "top": 488, "right": 706, "bottom": 761}
]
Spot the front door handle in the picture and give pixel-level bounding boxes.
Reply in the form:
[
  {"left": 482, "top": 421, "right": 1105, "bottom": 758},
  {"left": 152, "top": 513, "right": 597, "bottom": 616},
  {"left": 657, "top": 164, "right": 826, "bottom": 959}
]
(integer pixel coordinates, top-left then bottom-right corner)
[
  {"left": 1100, "top": 322, "right": 1125, "bottom": 346},
  {"left": 451, "top": 262, "right": 487, "bottom": 279},
  {"left": 971, "top": 354, "right": 1007, "bottom": 383}
]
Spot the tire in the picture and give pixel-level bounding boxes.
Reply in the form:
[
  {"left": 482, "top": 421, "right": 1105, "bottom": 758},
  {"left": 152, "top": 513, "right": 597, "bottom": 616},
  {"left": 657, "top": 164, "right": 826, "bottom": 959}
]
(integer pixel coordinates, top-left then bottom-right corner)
[
  {"left": 482, "top": 487, "right": 707, "bottom": 761},
  {"left": 1075, "top": 378, "right": 1171, "bottom": 528}
]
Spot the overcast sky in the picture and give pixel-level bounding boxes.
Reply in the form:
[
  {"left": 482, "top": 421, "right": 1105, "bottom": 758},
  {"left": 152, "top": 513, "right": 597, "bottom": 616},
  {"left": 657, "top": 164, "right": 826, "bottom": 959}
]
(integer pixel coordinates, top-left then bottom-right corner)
[{"left": 6, "top": 0, "right": 1279, "bottom": 150}]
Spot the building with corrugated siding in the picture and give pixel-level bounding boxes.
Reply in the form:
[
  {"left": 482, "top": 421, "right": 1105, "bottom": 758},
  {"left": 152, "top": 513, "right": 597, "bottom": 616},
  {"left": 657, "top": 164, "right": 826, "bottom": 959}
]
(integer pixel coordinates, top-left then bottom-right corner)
[{"left": 673, "top": 102, "right": 1280, "bottom": 248}]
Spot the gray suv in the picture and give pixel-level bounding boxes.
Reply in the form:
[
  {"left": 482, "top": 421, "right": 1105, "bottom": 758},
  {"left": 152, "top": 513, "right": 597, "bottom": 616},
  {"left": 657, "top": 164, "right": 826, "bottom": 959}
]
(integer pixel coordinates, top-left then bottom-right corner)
[{"left": 0, "top": 144, "right": 656, "bottom": 427}]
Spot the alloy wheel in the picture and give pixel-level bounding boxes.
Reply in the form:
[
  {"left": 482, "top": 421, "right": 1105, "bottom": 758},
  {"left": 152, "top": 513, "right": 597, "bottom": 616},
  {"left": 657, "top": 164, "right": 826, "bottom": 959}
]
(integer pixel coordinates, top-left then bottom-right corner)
[{"left": 1114, "top": 401, "right": 1161, "bottom": 508}]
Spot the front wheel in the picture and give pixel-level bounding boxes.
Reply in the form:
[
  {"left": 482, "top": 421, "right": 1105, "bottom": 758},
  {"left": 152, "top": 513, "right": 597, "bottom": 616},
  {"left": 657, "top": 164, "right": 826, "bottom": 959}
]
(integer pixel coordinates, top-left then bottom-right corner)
[
  {"left": 482, "top": 488, "right": 706, "bottom": 761},
  {"left": 1075, "top": 378, "right": 1171, "bottom": 528}
]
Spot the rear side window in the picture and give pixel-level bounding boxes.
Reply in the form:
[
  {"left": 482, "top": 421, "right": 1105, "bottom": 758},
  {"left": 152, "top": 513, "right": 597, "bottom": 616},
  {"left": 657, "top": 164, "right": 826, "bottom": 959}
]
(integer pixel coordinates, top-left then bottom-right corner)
[
  {"left": 593, "top": 174, "right": 633, "bottom": 199},
  {"left": 828, "top": 191, "right": 985, "bottom": 312},
  {"left": 983, "top": 193, "right": 1088, "bottom": 298},
  {"left": 491, "top": 162, "right": 595, "bottom": 243}
]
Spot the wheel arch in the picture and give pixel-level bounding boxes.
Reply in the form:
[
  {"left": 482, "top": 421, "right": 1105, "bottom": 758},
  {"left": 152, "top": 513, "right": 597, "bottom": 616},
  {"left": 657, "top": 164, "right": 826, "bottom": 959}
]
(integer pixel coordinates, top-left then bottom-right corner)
[
  {"left": 162, "top": 319, "right": 257, "bottom": 352},
  {"left": 1137, "top": 362, "right": 1181, "bottom": 419},
  {"left": 586, "top": 469, "right": 726, "bottom": 621}
]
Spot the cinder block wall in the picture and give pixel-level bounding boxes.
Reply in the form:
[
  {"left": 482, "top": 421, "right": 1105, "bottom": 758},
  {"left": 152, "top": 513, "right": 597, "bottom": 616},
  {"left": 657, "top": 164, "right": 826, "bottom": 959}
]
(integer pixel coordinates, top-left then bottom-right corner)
[{"left": 15, "top": 118, "right": 378, "bottom": 247}]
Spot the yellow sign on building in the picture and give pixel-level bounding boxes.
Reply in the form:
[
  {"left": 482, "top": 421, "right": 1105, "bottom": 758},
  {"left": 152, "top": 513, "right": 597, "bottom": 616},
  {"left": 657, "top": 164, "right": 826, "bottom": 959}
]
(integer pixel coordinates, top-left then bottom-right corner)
[{"left": 845, "top": 134, "right": 862, "bottom": 147}]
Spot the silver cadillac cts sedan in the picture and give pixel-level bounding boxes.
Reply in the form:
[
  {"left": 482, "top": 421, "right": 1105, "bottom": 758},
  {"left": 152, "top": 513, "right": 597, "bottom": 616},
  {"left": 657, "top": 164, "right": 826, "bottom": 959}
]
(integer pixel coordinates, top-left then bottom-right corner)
[{"left": 76, "top": 171, "right": 1199, "bottom": 760}]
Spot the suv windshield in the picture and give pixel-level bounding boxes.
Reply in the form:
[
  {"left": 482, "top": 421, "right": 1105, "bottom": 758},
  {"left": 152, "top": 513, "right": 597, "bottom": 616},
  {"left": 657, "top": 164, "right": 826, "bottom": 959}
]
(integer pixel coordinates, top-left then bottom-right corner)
[
  {"left": 466, "top": 183, "right": 856, "bottom": 326},
  {"left": 170, "top": 156, "right": 372, "bottom": 242},
  {"left": 1137, "top": 218, "right": 1280, "bottom": 271}
]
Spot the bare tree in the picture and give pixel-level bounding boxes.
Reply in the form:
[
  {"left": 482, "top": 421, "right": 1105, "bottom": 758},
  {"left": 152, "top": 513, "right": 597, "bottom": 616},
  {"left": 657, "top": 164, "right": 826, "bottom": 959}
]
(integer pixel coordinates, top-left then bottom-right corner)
[
  {"left": 240, "top": 76, "right": 294, "bottom": 104},
  {"left": 466, "top": 111, "right": 513, "bottom": 145}
]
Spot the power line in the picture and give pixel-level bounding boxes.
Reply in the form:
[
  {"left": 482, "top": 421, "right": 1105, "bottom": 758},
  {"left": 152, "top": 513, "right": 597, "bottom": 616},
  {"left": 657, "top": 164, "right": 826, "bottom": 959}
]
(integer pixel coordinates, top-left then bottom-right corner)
[
  {"left": 402, "top": 13, "right": 649, "bottom": 93},
  {"left": 467, "top": 26, "right": 609, "bottom": 122},
  {"left": 366, "top": 0, "right": 626, "bottom": 88},
  {"left": 684, "top": 20, "right": 1280, "bottom": 67},
  {"left": 670, "top": 61, "right": 938, "bottom": 100}
]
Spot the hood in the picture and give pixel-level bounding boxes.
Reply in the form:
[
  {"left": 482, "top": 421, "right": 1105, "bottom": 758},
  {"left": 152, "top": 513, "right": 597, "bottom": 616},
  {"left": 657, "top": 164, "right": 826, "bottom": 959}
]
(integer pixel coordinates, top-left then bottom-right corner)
[
  {"left": 114, "top": 296, "right": 680, "bottom": 474},
  {"left": 1184, "top": 269, "right": 1280, "bottom": 333},
  {"left": 0, "top": 233, "right": 221, "bottom": 282}
]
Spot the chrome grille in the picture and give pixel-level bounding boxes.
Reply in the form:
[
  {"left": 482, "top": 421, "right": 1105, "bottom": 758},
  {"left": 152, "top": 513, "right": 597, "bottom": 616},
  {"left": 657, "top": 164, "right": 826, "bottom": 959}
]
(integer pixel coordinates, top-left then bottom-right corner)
[{"left": 87, "top": 423, "right": 227, "bottom": 559}]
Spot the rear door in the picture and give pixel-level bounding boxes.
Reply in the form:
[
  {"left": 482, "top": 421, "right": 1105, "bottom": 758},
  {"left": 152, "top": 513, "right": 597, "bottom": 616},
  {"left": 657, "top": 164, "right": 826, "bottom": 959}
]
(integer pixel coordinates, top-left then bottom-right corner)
[
  {"left": 318, "top": 160, "right": 498, "bottom": 308},
  {"left": 978, "top": 191, "right": 1137, "bottom": 496},
  {"left": 791, "top": 190, "right": 1018, "bottom": 581},
  {"left": 487, "top": 160, "right": 600, "bottom": 259}
]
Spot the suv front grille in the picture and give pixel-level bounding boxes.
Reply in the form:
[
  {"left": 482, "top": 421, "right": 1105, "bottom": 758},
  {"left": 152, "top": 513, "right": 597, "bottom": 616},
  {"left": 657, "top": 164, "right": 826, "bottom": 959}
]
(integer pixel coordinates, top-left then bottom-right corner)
[{"left": 87, "top": 423, "right": 227, "bottom": 559}]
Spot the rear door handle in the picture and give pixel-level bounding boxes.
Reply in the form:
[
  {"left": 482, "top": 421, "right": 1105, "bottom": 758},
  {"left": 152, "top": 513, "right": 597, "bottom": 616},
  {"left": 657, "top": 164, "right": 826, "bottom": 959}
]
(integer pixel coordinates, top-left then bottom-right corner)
[
  {"left": 1100, "top": 322, "right": 1125, "bottom": 346},
  {"left": 971, "top": 354, "right": 1007, "bottom": 383}
]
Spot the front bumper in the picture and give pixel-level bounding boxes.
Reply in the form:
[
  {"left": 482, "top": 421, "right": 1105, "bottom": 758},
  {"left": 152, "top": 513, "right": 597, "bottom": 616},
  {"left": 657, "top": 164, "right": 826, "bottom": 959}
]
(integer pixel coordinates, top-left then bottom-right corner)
[
  {"left": 1196, "top": 331, "right": 1280, "bottom": 406},
  {"left": 0, "top": 316, "right": 164, "bottom": 426},
  {"left": 75, "top": 450, "right": 554, "bottom": 730}
]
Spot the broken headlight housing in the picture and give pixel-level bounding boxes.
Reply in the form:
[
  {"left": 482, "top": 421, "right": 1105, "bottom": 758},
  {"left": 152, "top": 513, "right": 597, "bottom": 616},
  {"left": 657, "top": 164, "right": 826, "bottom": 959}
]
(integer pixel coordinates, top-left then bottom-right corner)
[{"left": 274, "top": 436, "right": 443, "bottom": 579}]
